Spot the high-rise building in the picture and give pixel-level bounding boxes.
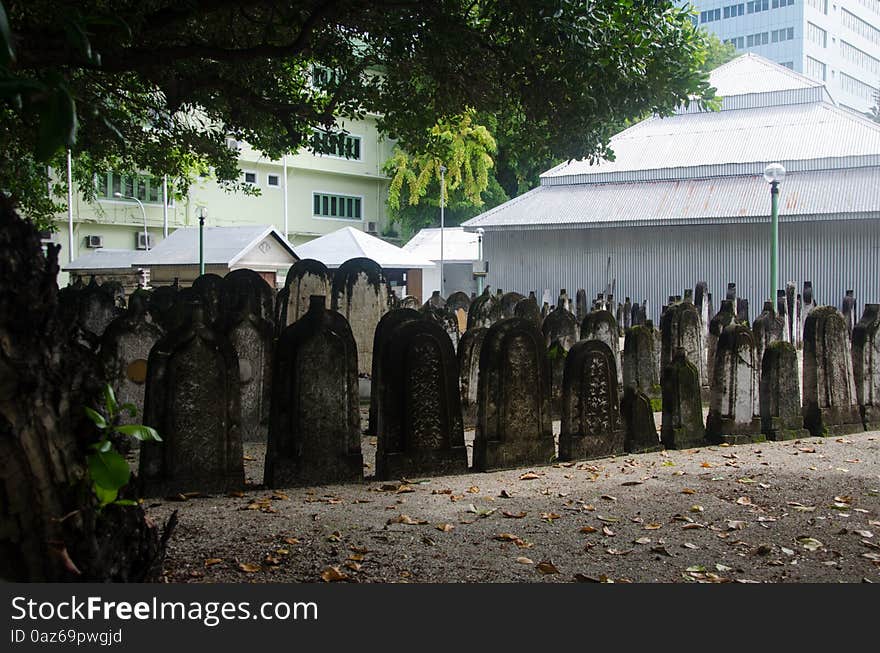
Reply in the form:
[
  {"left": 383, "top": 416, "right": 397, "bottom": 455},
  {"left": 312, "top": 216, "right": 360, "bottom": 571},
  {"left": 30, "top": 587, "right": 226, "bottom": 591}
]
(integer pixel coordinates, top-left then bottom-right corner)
[{"left": 687, "top": 0, "right": 880, "bottom": 113}]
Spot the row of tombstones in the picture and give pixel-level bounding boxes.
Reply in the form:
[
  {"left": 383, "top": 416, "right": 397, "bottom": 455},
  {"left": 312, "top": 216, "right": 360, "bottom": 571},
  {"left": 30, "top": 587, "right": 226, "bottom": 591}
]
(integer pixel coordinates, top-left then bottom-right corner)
[{"left": 133, "top": 292, "right": 880, "bottom": 496}]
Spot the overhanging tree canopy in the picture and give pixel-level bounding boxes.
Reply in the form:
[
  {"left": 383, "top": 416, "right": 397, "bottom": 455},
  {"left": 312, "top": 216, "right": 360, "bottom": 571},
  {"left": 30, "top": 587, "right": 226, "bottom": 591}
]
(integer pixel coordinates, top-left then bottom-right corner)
[{"left": 2, "top": 0, "right": 716, "bottom": 226}]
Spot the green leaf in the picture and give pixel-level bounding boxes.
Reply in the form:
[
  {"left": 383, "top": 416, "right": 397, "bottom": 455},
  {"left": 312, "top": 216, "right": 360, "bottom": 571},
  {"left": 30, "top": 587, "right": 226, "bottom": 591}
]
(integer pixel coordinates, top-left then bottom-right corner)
[
  {"left": 102, "top": 384, "right": 118, "bottom": 416},
  {"left": 0, "top": 1, "right": 14, "bottom": 65},
  {"left": 87, "top": 450, "right": 130, "bottom": 491},
  {"left": 113, "top": 499, "right": 138, "bottom": 506},
  {"left": 84, "top": 406, "right": 107, "bottom": 429},
  {"left": 94, "top": 483, "right": 118, "bottom": 507},
  {"left": 35, "top": 85, "right": 78, "bottom": 161},
  {"left": 89, "top": 439, "right": 112, "bottom": 453},
  {"left": 117, "top": 424, "right": 161, "bottom": 442},
  {"left": 120, "top": 402, "right": 138, "bottom": 417}
]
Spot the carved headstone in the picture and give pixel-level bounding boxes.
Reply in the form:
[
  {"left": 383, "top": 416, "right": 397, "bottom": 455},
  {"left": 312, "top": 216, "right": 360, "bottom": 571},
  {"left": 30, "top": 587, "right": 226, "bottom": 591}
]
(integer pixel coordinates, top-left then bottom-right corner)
[
  {"left": 623, "top": 324, "right": 660, "bottom": 400},
  {"left": 776, "top": 290, "right": 789, "bottom": 343},
  {"left": 852, "top": 304, "right": 880, "bottom": 431},
  {"left": 368, "top": 308, "right": 423, "bottom": 436},
  {"left": 707, "top": 299, "right": 735, "bottom": 386},
  {"left": 543, "top": 306, "right": 580, "bottom": 417},
  {"left": 785, "top": 282, "right": 797, "bottom": 344},
  {"left": 446, "top": 291, "right": 471, "bottom": 334},
  {"left": 660, "top": 301, "right": 705, "bottom": 387},
  {"left": 224, "top": 268, "right": 275, "bottom": 326},
  {"left": 331, "top": 257, "right": 392, "bottom": 376},
  {"left": 400, "top": 295, "right": 420, "bottom": 309},
  {"left": 802, "top": 306, "right": 863, "bottom": 436},
  {"left": 422, "top": 299, "right": 460, "bottom": 352},
  {"left": 660, "top": 348, "right": 705, "bottom": 450},
  {"left": 557, "top": 289, "right": 572, "bottom": 314},
  {"left": 100, "top": 292, "right": 163, "bottom": 426},
  {"left": 623, "top": 297, "right": 633, "bottom": 330},
  {"left": 500, "top": 291, "right": 524, "bottom": 318},
  {"left": 76, "top": 277, "right": 124, "bottom": 348},
  {"left": 191, "top": 273, "right": 226, "bottom": 330},
  {"left": 276, "top": 259, "right": 332, "bottom": 329},
  {"left": 514, "top": 294, "right": 542, "bottom": 328},
  {"left": 576, "top": 289, "right": 589, "bottom": 324},
  {"left": 140, "top": 304, "right": 244, "bottom": 495},
  {"left": 621, "top": 386, "right": 662, "bottom": 454},
  {"left": 706, "top": 324, "right": 762, "bottom": 444},
  {"left": 458, "top": 326, "right": 488, "bottom": 428},
  {"left": 473, "top": 318, "right": 554, "bottom": 471},
  {"left": 842, "top": 290, "right": 856, "bottom": 336},
  {"left": 581, "top": 309, "right": 623, "bottom": 386},
  {"left": 559, "top": 340, "right": 624, "bottom": 461},
  {"left": 375, "top": 320, "right": 468, "bottom": 479},
  {"left": 736, "top": 298, "right": 750, "bottom": 325},
  {"left": 752, "top": 302, "right": 785, "bottom": 378},
  {"left": 148, "top": 285, "right": 179, "bottom": 332},
  {"left": 467, "top": 287, "right": 502, "bottom": 330},
  {"left": 265, "top": 296, "right": 363, "bottom": 486},
  {"left": 760, "top": 341, "right": 809, "bottom": 440}
]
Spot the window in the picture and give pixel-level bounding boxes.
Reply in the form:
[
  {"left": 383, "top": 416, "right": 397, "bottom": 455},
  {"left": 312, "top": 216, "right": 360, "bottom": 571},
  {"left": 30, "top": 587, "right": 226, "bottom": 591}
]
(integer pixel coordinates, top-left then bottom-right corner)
[
  {"left": 842, "top": 8, "right": 880, "bottom": 46},
  {"left": 700, "top": 8, "right": 721, "bottom": 22},
  {"left": 807, "top": 22, "right": 827, "bottom": 47},
  {"left": 311, "top": 64, "right": 337, "bottom": 88},
  {"left": 773, "top": 27, "right": 796, "bottom": 43},
  {"left": 772, "top": 0, "right": 794, "bottom": 7},
  {"left": 840, "top": 40, "right": 880, "bottom": 77},
  {"left": 267, "top": 174, "right": 280, "bottom": 187},
  {"left": 747, "top": 31, "right": 769, "bottom": 46},
  {"left": 243, "top": 171, "right": 257, "bottom": 185},
  {"left": 857, "top": 0, "right": 880, "bottom": 16},
  {"left": 807, "top": 0, "right": 829, "bottom": 13},
  {"left": 840, "top": 72, "right": 878, "bottom": 100},
  {"left": 96, "top": 172, "right": 166, "bottom": 204},
  {"left": 311, "top": 129, "right": 362, "bottom": 160},
  {"left": 313, "top": 192, "right": 362, "bottom": 220},
  {"left": 805, "top": 56, "right": 827, "bottom": 81},
  {"left": 747, "top": 0, "right": 769, "bottom": 13}
]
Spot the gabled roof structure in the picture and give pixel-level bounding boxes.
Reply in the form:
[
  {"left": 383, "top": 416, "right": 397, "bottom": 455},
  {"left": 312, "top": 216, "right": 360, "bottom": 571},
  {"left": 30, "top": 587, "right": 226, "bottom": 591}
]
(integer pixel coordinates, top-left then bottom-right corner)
[
  {"left": 463, "top": 54, "right": 880, "bottom": 231},
  {"left": 294, "top": 226, "right": 435, "bottom": 268},
  {"left": 403, "top": 227, "right": 480, "bottom": 263}
]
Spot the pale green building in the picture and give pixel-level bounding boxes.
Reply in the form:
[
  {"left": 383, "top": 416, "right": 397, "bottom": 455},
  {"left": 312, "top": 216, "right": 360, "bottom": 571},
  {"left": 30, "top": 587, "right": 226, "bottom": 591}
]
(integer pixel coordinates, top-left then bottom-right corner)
[{"left": 52, "top": 114, "right": 395, "bottom": 286}]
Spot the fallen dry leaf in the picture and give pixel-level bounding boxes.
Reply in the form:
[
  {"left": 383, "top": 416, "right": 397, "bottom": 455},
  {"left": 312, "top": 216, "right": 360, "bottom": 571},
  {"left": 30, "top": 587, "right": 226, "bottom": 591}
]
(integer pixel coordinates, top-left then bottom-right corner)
[
  {"left": 516, "top": 556, "right": 534, "bottom": 565},
  {"left": 283, "top": 537, "right": 300, "bottom": 545},
  {"left": 580, "top": 525, "right": 598, "bottom": 534},
  {"left": 503, "top": 510, "right": 527, "bottom": 519},
  {"left": 436, "top": 523, "right": 455, "bottom": 532},
  {"left": 387, "top": 514, "right": 428, "bottom": 525},
  {"left": 320, "top": 566, "right": 348, "bottom": 582},
  {"left": 644, "top": 523, "right": 662, "bottom": 530},
  {"left": 796, "top": 537, "right": 823, "bottom": 551},
  {"left": 681, "top": 488, "right": 696, "bottom": 495},
  {"left": 204, "top": 558, "right": 223, "bottom": 567},
  {"left": 536, "top": 560, "right": 560, "bottom": 574},
  {"left": 238, "top": 563, "right": 261, "bottom": 573},
  {"left": 519, "top": 472, "right": 541, "bottom": 480}
]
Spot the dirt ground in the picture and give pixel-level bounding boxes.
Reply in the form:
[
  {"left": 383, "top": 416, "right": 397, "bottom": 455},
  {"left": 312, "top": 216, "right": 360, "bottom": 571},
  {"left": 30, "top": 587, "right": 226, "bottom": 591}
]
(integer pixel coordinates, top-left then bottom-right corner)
[{"left": 141, "top": 410, "right": 880, "bottom": 584}]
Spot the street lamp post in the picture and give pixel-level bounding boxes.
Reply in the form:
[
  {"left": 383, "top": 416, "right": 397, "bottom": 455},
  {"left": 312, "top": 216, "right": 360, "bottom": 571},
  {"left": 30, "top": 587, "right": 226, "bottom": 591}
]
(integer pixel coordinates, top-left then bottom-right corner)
[
  {"left": 114, "top": 191, "right": 150, "bottom": 250},
  {"left": 476, "top": 227, "right": 484, "bottom": 295},
  {"left": 763, "top": 163, "right": 786, "bottom": 302},
  {"left": 196, "top": 206, "right": 208, "bottom": 275},
  {"left": 439, "top": 164, "right": 447, "bottom": 297}
]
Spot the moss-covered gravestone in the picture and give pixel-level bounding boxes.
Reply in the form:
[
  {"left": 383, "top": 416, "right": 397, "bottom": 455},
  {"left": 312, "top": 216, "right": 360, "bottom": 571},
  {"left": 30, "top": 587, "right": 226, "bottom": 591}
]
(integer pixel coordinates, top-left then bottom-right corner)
[
  {"left": 140, "top": 303, "right": 244, "bottom": 495},
  {"left": 265, "top": 296, "right": 363, "bottom": 487},
  {"left": 621, "top": 386, "right": 662, "bottom": 454},
  {"left": 802, "top": 306, "right": 863, "bottom": 436},
  {"left": 706, "top": 299, "right": 735, "bottom": 387},
  {"left": 581, "top": 309, "right": 623, "bottom": 387},
  {"left": 467, "top": 287, "right": 502, "bottom": 330},
  {"left": 374, "top": 320, "right": 467, "bottom": 479},
  {"left": 623, "top": 324, "right": 660, "bottom": 401},
  {"left": 706, "top": 324, "right": 762, "bottom": 444},
  {"left": 852, "top": 303, "right": 880, "bottom": 431},
  {"left": 559, "top": 340, "right": 624, "bottom": 461},
  {"left": 514, "top": 294, "right": 542, "bottom": 328},
  {"left": 752, "top": 301, "right": 785, "bottom": 382},
  {"left": 760, "top": 340, "right": 809, "bottom": 440},
  {"left": 660, "top": 301, "right": 705, "bottom": 387},
  {"left": 660, "top": 348, "right": 705, "bottom": 450},
  {"left": 368, "top": 308, "right": 423, "bottom": 436},
  {"left": 543, "top": 306, "right": 579, "bottom": 417},
  {"left": 458, "top": 326, "right": 488, "bottom": 429},
  {"left": 473, "top": 318, "right": 554, "bottom": 471},
  {"left": 191, "top": 273, "right": 226, "bottom": 330}
]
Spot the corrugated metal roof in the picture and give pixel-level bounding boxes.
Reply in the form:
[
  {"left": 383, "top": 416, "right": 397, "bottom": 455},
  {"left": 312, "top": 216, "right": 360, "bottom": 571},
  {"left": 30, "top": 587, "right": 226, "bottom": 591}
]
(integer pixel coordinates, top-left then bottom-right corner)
[
  {"left": 541, "top": 102, "right": 880, "bottom": 184},
  {"left": 139, "top": 225, "right": 296, "bottom": 266},
  {"left": 63, "top": 248, "right": 151, "bottom": 271},
  {"left": 294, "top": 226, "right": 435, "bottom": 268},
  {"left": 462, "top": 168, "right": 880, "bottom": 230},
  {"left": 707, "top": 53, "right": 823, "bottom": 97},
  {"left": 402, "top": 227, "right": 479, "bottom": 262}
]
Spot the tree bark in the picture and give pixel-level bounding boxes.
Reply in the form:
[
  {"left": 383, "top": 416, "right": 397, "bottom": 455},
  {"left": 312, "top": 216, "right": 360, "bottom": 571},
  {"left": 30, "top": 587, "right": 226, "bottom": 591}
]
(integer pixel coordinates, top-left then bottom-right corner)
[{"left": 0, "top": 194, "right": 172, "bottom": 581}]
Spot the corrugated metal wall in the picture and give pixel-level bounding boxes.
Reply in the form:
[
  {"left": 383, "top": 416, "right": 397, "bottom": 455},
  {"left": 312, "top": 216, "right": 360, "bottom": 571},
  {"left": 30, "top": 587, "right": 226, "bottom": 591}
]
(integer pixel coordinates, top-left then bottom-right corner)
[{"left": 483, "top": 219, "right": 880, "bottom": 323}]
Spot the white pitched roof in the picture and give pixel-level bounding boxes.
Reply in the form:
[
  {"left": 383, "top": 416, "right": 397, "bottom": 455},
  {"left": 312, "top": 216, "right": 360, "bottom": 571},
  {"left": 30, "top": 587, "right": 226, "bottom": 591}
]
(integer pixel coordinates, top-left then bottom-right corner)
[
  {"left": 63, "top": 248, "right": 151, "bottom": 271},
  {"left": 708, "top": 53, "right": 824, "bottom": 97},
  {"left": 294, "top": 226, "right": 435, "bottom": 268},
  {"left": 403, "top": 227, "right": 479, "bottom": 262},
  {"left": 139, "top": 225, "right": 296, "bottom": 266}
]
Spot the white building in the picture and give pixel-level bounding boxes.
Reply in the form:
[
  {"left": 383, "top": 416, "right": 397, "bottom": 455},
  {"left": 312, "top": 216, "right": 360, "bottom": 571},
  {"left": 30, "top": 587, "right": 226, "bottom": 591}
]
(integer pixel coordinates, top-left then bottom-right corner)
[
  {"left": 688, "top": 0, "right": 880, "bottom": 113},
  {"left": 402, "top": 228, "right": 482, "bottom": 302}
]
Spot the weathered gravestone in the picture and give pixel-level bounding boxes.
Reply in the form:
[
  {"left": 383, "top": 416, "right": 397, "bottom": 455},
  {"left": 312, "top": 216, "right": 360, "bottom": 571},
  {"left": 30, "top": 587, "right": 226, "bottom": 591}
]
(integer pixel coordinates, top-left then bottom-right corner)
[
  {"left": 760, "top": 340, "right": 809, "bottom": 440},
  {"left": 706, "top": 324, "right": 762, "bottom": 444},
  {"left": 660, "top": 300, "right": 706, "bottom": 387},
  {"left": 422, "top": 297, "right": 460, "bottom": 352},
  {"left": 557, "top": 289, "right": 572, "bottom": 314},
  {"left": 622, "top": 297, "right": 633, "bottom": 330},
  {"left": 736, "top": 298, "right": 750, "bottom": 325},
  {"left": 140, "top": 303, "right": 244, "bottom": 495},
  {"left": 660, "top": 348, "right": 705, "bottom": 450},
  {"left": 802, "top": 306, "right": 863, "bottom": 436},
  {"left": 576, "top": 289, "right": 588, "bottom": 324},
  {"left": 400, "top": 295, "right": 421, "bottom": 309},
  {"left": 706, "top": 299, "right": 735, "bottom": 387},
  {"left": 191, "top": 273, "right": 226, "bottom": 330},
  {"left": 265, "top": 296, "right": 363, "bottom": 486},
  {"left": 785, "top": 282, "right": 797, "bottom": 344},
  {"left": 842, "top": 290, "right": 856, "bottom": 336},
  {"left": 621, "top": 386, "right": 662, "bottom": 454},
  {"left": 374, "top": 320, "right": 468, "bottom": 479},
  {"left": 852, "top": 304, "right": 880, "bottom": 431},
  {"left": 752, "top": 301, "right": 785, "bottom": 379},
  {"left": 148, "top": 284, "right": 179, "bottom": 333},
  {"left": 801, "top": 281, "right": 815, "bottom": 345},
  {"left": 223, "top": 268, "right": 275, "bottom": 326},
  {"left": 224, "top": 290, "right": 274, "bottom": 442},
  {"left": 473, "top": 318, "right": 554, "bottom": 471},
  {"left": 71, "top": 277, "right": 124, "bottom": 348},
  {"left": 581, "top": 309, "right": 623, "bottom": 386},
  {"left": 446, "top": 291, "right": 471, "bottom": 334},
  {"left": 542, "top": 306, "right": 580, "bottom": 417},
  {"left": 467, "top": 287, "right": 502, "bottom": 330},
  {"left": 776, "top": 290, "right": 789, "bottom": 344},
  {"left": 368, "top": 308, "right": 423, "bottom": 436},
  {"left": 331, "top": 257, "right": 391, "bottom": 376},
  {"left": 623, "top": 324, "right": 660, "bottom": 401},
  {"left": 276, "top": 259, "right": 332, "bottom": 330},
  {"left": 100, "top": 292, "right": 163, "bottom": 426},
  {"left": 514, "top": 294, "right": 542, "bottom": 328},
  {"left": 500, "top": 291, "right": 524, "bottom": 319},
  {"left": 558, "top": 340, "right": 624, "bottom": 461},
  {"left": 458, "top": 326, "right": 488, "bottom": 428}
]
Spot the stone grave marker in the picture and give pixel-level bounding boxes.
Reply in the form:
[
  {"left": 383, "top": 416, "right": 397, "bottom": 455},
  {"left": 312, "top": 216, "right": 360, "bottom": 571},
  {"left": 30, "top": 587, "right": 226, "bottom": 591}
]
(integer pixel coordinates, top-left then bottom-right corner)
[
  {"left": 467, "top": 287, "right": 502, "bottom": 330},
  {"left": 276, "top": 259, "right": 332, "bottom": 329},
  {"left": 852, "top": 303, "right": 880, "bottom": 431},
  {"left": 660, "top": 348, "right": 705, "bottom": 450},
  {"left": 458, "top": 326, "right": 488, "bottom": 428},
  {"left": 706, "top": 324, "right": 762, "bottom": 444},
  {"left": 621, "top": 386, "right": 662, "bottom": 454},
  {"left": 760, "top": 340, "right": 809, "bottom": 440}
]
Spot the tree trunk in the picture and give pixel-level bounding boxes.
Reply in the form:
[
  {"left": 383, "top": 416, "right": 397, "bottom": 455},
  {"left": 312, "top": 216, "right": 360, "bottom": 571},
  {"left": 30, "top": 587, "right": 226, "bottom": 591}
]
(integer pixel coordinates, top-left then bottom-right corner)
[{"left": 0, "top": 194, "right": 172, "bottom": 581}]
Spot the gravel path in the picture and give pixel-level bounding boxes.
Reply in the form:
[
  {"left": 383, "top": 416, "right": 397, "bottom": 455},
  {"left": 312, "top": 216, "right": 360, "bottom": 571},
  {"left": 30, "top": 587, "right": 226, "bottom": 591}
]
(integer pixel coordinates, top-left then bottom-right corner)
[{"left": 142, "top": 422, "right": 880, "bottom": 583}]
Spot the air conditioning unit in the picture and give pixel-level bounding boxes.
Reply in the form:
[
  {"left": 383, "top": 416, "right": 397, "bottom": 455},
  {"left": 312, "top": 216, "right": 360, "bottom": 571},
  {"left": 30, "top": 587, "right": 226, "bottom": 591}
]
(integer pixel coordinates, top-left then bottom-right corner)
[
  {"left": 225, "top": 137, "right": 242, "bottom": 151},
  {"left": 472, "top": 260, "right": 488, "bottom": 277},
  {"left": 136, "top": 232, "right": 153, "bottom": 250},
  {"left": 367, "top": 221, "right": 378, "bottom": 234},
  {"left": 86, "top": 235, "right": 104, "bottom": 248}
]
